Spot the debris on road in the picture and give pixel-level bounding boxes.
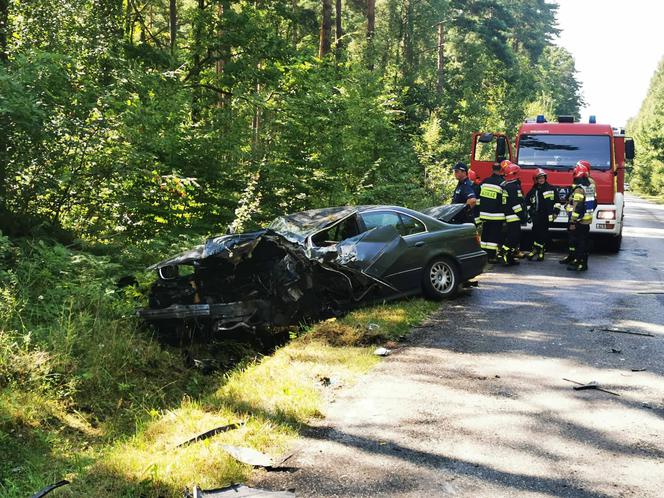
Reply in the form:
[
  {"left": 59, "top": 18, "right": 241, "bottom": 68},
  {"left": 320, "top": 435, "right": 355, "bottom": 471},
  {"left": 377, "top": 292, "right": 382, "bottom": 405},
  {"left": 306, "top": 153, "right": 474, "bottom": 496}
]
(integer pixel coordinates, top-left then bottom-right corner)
[
  {"left": 610, "top": 348, "right": 622, "bottom": 354},
  {"left": 175, "top": 422, "right": 245, "bottom": 448},
  {"left": 221, "top": 445, "right": 294, "bottom": 470},
  {"left": 597, "top": 328, "right": 654, "bottom": 337},
  {"left": 185, "top": 484, "right": 295, "bottom": 497},
  {"left": 563, "top": 378, "right": 620, "bottom": 396},
  {"left": 30, "top": 480, "right": 70, "bottom": 498},
  {"left": 366, "top": 323, "right": 381, "bottom": 331},
  {"left": 373, "top": 347, "right": 391, "bottom": 356},
  {"left": 631, "top": 368, "right": 647, "bottom": 372}
]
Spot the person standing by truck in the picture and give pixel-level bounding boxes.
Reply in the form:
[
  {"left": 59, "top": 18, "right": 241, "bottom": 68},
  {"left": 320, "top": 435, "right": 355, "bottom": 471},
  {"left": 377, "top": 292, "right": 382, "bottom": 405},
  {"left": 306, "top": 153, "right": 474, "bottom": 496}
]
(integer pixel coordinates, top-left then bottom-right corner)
[
  {"left": 501, "top": 162, "right": 526, "bottom": 265},
  {"left": 450, "top": 162, "right": 477, "bottom": 224},
  {"left": 525, "top": 169, "right": 556, "bottom": 261},
  {"left": 478, "top": 162, "right": 506, "bottom": 262},
  {"left": 560, "top": 162, "right": 595, "bottom": 271},
  {"left": 468, "top": 169, "right": 482, "bottom": 226}
]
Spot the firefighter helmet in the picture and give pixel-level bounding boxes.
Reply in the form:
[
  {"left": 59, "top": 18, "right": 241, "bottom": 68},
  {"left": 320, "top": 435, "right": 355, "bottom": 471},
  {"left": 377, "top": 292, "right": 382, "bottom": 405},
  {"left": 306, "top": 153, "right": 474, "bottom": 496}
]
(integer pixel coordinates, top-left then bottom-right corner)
[
  {"left": 468, "top": 169, "right": 480, "bottom": 184},
  {"left": 533, "top": 168, "right": 547, "bottom": 180},
  {"left": 499, "top": 159, "right": 512, "bottom": 175},
  {"left": 504, "top": 163, "right": 521, "bottom": 181},
  {"left": 576, "top": 160, "right": 591, "bottom": 175},
  {"left": 573, "top": 163, "right": 589, "bottom": 178}
]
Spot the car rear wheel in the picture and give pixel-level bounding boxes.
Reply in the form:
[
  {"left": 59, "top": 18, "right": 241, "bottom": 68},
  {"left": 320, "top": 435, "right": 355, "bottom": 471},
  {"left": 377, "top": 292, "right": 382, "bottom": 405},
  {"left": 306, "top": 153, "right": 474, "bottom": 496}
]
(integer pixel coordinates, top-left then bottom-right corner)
[{"left": 423, "top": 258, "right": 460, "bottom": 300}]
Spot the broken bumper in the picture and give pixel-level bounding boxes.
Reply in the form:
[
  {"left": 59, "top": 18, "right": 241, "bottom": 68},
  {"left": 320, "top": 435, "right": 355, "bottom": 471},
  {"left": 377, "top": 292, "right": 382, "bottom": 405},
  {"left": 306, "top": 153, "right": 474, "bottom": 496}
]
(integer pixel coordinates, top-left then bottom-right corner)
[{"left": 137, "top": 300, "right": 268, "bottom": 324}]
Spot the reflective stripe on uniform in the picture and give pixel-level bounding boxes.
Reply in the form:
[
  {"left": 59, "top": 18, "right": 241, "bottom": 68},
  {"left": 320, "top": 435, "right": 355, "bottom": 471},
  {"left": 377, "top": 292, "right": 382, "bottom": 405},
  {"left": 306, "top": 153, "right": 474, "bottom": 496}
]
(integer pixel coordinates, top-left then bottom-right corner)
[
  {"left": 533, "top": 241, "right": 544, "bottom": 248},
  {"left": 480, "top": 212, "right": 505, "bottom": 220},
  {"left": 571, "top": 212, "right": 580, "bottom": 220},
  {"left": 573, "top": 192, "right": 584, "bottom": 201},
  {"left": 513, "top": 204, "right": 523, "bottom": 213},
  {"left": 481, "top": 184, "right": 503, "bottom": 193},
  {"left": 481, "top": 241, "right": 498, "bottom": 249},
  {"left": 506, "top": 214, "right": 520, "bottom": 222},
  {"left": 543, "top": 190, "right": 555, "bottom": 200}
]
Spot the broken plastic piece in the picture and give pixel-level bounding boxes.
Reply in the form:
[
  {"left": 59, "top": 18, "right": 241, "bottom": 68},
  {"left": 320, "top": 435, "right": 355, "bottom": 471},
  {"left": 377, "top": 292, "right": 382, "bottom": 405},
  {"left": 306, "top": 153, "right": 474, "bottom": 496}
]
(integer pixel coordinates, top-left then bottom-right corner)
[
  {"left": 599, "top": 328, "right": 654, "bottom": 337},
  {"left": 221, "top": 445, "right": 275, "bottom": 467},
  {"left": 30, "top": 480, "right": 70, "bottom": 498},
  {"left": 366, "top": 323, "right": 380, "bottom": 331},
  {"left": 176, "top": 422, "right": 244, "bottom": 448},
  {"left": 188, "top": 484, "right": 295, "bottom": 497},
  {"left": 373, "top": 347, "right": 391, "bottom": 356},
  {"left": 562, "top": 378, "right": 620, "bottom": 396}
]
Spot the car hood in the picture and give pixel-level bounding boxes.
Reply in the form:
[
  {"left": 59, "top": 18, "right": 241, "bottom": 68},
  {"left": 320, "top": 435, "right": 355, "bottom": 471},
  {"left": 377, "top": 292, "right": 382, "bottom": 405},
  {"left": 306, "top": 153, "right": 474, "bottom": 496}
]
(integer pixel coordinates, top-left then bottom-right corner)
[{"left": 147, "top": 230, "right": 272, "bottom": 270}]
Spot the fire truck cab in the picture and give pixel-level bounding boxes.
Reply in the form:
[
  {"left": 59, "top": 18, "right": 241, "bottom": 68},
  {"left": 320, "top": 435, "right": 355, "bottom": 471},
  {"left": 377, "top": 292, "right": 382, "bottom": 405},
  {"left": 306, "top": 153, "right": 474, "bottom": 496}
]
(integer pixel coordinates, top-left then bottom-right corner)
[{"left": 469, "top": 115, "right": 635, "bottom": 252}]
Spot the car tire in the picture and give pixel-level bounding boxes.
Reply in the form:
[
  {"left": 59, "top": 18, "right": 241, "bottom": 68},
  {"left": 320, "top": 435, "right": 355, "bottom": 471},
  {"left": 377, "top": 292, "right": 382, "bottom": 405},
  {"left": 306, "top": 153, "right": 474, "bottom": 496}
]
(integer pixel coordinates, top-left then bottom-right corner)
[{"left": 422, "top": 257, "right": 460, "bottom": 300}]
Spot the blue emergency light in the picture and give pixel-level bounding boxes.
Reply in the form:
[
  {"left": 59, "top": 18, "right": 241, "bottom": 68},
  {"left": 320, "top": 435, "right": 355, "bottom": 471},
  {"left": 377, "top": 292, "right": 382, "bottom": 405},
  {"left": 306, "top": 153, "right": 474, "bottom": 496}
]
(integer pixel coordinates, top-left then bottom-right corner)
[
  {"left": 589, "top": 115, "right": 596, "bottom": 124},
  {"left": 536, "top": 114, "right": 545, "bottom": 123}
]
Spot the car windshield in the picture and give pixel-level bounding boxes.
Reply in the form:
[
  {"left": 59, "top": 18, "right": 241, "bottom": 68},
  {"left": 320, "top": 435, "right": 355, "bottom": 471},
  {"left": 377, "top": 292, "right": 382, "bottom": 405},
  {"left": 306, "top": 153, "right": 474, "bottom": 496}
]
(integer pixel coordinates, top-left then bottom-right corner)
[{"left": 517, "top": 134, "right": 612, "bottom": 170}]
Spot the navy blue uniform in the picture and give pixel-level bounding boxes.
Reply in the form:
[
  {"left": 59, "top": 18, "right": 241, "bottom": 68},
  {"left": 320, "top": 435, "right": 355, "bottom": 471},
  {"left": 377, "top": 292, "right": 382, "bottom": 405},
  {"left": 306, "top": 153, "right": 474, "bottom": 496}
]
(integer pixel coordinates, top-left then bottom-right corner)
[{"left": 451, "top": 179, "right": 477, "bottom": 224}]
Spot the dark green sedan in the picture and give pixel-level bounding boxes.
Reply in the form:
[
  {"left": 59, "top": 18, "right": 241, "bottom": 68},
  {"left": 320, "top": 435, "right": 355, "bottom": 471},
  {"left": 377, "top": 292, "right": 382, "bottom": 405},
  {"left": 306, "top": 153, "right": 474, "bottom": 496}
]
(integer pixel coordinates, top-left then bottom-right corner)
[{"left": 139, "top": 204, "right": 486, "bottom": 339}]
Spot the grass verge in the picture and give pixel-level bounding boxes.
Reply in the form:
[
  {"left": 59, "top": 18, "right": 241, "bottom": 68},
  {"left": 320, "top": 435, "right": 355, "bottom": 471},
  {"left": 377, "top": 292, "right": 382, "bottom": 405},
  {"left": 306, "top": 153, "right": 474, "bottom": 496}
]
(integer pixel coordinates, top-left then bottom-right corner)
[{"left": 0, "top": 233, "right": 439, "bottom": 498}]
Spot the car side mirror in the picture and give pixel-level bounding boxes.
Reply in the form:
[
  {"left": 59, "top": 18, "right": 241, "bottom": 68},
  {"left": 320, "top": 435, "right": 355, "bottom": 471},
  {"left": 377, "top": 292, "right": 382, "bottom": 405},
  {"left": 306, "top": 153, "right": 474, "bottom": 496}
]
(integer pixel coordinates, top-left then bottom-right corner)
[{"left": 625, "top": 139, "right": 635, "bottom": 161}]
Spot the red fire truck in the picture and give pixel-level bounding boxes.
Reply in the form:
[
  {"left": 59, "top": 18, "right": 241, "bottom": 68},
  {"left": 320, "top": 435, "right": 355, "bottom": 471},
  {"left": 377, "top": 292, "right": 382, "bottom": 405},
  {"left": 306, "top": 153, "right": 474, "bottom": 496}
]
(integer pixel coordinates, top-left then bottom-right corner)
[{"left": 469, "top": 115, "right": 635, "bottom": 252}]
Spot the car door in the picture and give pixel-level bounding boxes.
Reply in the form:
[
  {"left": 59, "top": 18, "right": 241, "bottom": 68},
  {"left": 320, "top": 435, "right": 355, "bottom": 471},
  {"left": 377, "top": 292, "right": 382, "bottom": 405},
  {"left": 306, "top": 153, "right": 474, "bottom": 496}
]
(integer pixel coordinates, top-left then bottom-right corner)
[{"left": 358, "top": 210, "right": 429, "bottom": 291}]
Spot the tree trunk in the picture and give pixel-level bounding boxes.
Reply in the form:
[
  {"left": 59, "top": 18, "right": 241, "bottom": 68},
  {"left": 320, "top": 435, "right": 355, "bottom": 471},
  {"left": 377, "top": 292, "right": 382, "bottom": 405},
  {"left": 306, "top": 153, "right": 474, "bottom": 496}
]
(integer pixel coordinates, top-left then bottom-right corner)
[
  {"left": 0, "top": 0, "right": 9, "bottom": 63},
  {"left": 319, "top": 0, "right": 332, "bottom": 58},
  {"left": 436, "top": 21, "right": 444, "bottom": 95},
  {"left": 191, "top": 0, "right": 205, "bottom": 121},
  {"left": 216, "top": 1, "right": 231, "bottom": 108},
  {"left": 366, "top": 0, "right": 375, "bottom": 69},
  {"left": 169, "top": 0, "right": 177, "bottom": 54},
  {"left": 334, "top": 0, "right": 343, "bottom": 60},
  {"left": 402, "top": 0, "right": 414, "bottom": 82}
]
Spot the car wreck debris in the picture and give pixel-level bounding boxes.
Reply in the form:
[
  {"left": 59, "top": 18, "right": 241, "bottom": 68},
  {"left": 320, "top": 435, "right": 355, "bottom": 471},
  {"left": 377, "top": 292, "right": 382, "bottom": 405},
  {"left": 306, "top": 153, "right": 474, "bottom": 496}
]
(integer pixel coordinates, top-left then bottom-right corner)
[
  {"left": 563, "top": 378, "right": 620, "bottom": 396},
  {"left": 598, "top": 328, "right": 654, "bottom": 337},
  {"left": 373, "top": 347, "right": 391, "bottom": 356},
  {"left": 138, "top": 205, "right": 486, "bottom": 342},
  {"left": 175, "top": 422, "right": 245, "bottom": 448},
  {"left": 30, "top": 480, "right": 70, "bottom": 498},
  {"left": 220, "top": 445, "right": 294, "bottom": 470},
  {"left": 186, "top": 484, "right": 296, "bottom": 497}
]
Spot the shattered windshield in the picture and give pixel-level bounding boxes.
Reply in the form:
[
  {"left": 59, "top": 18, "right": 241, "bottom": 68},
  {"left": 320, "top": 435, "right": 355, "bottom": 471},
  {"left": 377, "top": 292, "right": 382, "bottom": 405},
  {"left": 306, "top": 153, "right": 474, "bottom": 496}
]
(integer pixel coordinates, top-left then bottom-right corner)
[
  {"left": 268, "top": 207, "right": 357, "bottom": 238},
  {"left": 517, "top": 134, "right": 612, "bottom": 170}
]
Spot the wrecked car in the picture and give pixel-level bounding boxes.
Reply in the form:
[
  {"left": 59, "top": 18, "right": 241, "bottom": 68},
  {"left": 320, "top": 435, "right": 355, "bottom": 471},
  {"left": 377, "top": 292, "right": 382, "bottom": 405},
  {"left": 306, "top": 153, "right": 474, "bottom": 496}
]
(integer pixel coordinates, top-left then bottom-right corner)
[{"left": 138, "top": 205, "right": 486, "bottom": 341}]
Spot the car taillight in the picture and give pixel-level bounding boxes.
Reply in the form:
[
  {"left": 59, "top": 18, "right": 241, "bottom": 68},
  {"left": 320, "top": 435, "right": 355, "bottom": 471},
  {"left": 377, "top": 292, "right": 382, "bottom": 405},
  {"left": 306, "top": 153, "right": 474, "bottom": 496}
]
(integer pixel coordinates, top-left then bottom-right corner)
[{"left": 596, "top": 210, "right": 616, "bottom": 220}]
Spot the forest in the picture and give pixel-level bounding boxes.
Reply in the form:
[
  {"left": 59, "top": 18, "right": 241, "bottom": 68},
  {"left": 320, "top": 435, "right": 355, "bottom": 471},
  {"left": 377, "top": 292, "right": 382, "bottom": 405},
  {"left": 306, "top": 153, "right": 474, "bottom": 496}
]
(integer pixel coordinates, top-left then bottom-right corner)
[
  {"left": 628, "top": 56, "right": 664, "bottom": 197},
  {"left": 0, "top": 1, "right": 585, "bottom": 496},
  {"left": 0, "top": 0, "right": 584, "bottom": 239}
]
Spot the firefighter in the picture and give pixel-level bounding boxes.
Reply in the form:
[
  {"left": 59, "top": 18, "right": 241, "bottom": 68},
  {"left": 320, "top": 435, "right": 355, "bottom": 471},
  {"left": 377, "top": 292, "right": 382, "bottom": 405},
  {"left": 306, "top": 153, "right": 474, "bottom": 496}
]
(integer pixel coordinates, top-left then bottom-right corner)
[
  {"left": 501, "top": 162, "right": 526, "bottom": 266},
  {"left": 560, "top": 161, "right": 595, "bottom": 271},
  {"left": 451, "top": 162, "right": 477, "bottom": 224},
  {"left": 478, "top": 161, "right": 508, "bottom": 263},
  {"left": 468, "top": 169, "right": 482, "bottom": 226},
  {"left": 525, "top": 169, "right": 556, "bottom": 261}
]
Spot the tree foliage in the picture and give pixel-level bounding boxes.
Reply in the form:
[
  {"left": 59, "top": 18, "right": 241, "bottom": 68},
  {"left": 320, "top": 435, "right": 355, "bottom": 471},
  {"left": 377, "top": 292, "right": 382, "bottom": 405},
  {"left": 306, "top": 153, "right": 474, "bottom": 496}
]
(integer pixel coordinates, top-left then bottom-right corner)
[
  {"left": 628, "top": 56, "right": 664, "bottom": 195},
  {"left": 0, "top": 0, "right": 584, "bottom": 240}
]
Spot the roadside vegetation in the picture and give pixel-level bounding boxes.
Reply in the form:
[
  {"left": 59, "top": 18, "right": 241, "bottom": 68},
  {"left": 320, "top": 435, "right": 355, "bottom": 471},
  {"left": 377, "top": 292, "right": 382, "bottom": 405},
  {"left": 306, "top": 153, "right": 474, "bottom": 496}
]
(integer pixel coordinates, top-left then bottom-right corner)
[
  {"left": 628, "top": 56, "right": 664, "bottom": 197},
  {"left": 1, "top": 1, "right": 584, "bottom": 496},
  {"left": 0, "top": 233, "right": 437, "bottom": 497}
]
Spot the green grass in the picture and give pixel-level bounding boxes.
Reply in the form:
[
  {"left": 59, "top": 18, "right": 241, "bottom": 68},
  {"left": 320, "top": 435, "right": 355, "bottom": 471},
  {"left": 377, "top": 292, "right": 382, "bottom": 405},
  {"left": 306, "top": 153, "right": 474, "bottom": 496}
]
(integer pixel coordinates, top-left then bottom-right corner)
[{"left": 0, "top": 234, "right": 439, "bottom": 498}]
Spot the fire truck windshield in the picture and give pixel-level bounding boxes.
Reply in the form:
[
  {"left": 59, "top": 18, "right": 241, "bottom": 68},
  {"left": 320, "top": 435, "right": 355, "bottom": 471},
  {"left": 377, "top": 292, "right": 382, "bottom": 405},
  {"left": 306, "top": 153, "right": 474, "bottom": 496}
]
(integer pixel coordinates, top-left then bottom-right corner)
[{"left": 517, "top": 134, "right": 612, "bottom": 170}]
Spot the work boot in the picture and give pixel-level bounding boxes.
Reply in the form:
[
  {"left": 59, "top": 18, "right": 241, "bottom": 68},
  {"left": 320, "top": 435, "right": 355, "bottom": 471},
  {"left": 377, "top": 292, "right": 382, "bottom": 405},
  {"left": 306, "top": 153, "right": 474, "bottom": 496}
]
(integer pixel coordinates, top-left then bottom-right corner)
[
  {"left": 559, "top": 254, "right": 573, "bottom": 264},
  {"left": 566, "top": 259, "right": 586, "bottom": 271},
  {"left": 535, "top": 249, "right": 545, "bottom": 262}
]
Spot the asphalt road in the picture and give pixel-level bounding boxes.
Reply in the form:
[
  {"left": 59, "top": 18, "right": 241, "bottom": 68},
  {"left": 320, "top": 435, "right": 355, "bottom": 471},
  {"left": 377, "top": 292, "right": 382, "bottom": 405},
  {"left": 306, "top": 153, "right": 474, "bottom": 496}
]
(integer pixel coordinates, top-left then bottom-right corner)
[{"left": 254, "top": 193, "right": 664, "bottom": 498}]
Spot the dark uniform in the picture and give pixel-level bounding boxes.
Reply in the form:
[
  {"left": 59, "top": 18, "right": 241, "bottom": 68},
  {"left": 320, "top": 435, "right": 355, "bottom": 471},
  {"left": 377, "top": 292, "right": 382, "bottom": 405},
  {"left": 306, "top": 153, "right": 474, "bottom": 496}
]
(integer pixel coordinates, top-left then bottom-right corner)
[
  {"left": 478, "top": 172, "right": 505, "bottom": 261},
  {"left": 451, "top": 178, "right": 477, "bottom": 224},
  {"left": 471, "top": 181, "right": 482, "bottom": 226},
  {"left": 501, "top": 179, "right": 526, "bottom": 265},
  {"left": 525, "top": 181, "right": 556, "bottom": 261},
  {"left": 564, "top": 178, "right": 595, "bottom": 271}
]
